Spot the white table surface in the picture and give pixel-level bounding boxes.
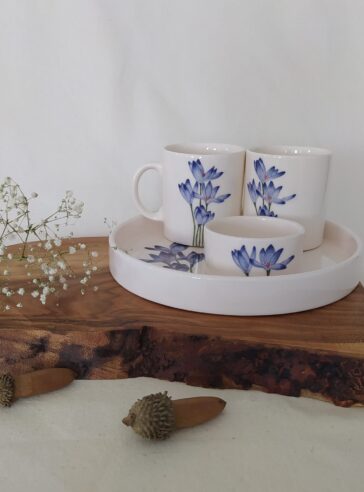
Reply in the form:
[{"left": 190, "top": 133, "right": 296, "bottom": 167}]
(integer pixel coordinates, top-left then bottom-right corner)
[{"left": 0, "top": 377, "right": 363, "bottom": 492}]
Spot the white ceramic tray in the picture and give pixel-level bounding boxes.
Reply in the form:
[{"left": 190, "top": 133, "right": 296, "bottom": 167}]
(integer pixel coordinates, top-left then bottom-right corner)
[{"left": 109, "top": 216, "right": 362, "bottom": 316}]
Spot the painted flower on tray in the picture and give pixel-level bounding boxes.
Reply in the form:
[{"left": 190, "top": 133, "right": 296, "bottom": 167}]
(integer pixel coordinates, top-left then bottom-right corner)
[
  {"left": 179, "top": 160, "right": 230, "bottom": 247},
  {"left": 142, "top": 243, "right": 205, "bottom": 273},
  {"left": 247, "top": 158, "right": 296, "bottom": 217},
  {"left": 231, "top": 245, "right": 256, "bottom": 277}
]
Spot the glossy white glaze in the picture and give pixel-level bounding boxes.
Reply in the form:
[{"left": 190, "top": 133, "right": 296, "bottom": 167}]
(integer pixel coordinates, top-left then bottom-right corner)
[
  {"left": 133, "top": 143, "right": 245, "bottom": 246},
  {"left": 243, "top": 146, "right": 331, "bottom": 251},
  {"left": 204, "top": 216, "right": 304, "bottom": 276}
]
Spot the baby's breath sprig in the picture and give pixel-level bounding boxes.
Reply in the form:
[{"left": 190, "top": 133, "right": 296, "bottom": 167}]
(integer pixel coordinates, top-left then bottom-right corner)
[{"left": 0, "top": 177, "right": 98, "bottom": 310}]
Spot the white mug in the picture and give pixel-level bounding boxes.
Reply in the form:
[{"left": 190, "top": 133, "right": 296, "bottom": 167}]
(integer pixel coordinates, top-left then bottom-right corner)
[
  {"left": 133, "top": 143, "right": 245, "bottom": 247},
  {"left": 243, "top": 146, "right": 331, "bottom": 250},
  {"left": 205, "top": 216, "right": 304, "bottom": 276}
]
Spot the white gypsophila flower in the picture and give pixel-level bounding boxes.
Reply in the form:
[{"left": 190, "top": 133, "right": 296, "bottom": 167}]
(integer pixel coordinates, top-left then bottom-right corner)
[
  {"left": 5, "top": 305, "right": 10, "bottom": 310},
  {"left": 92, "top": 266, "right": 97, "bottom": 271},
  {"left": 91, "top": 251, "right": 98, "bottom": 257},
  {"left": 16, "top": 302, "right": 22, "bottom": 308},
  {"left": 2, "top": 287, "right": 8, "bottom": 294},
  {"left": 0, "top": 178, "right": 98, "bottom": 311},
  {"left": 93, "top": 286, "right": 98, "bottom": 292}
]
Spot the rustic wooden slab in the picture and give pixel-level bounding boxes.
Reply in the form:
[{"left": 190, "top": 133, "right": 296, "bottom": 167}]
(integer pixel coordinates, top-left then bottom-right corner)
[{"left": 0, "top": 237, "right": 363, "bottom": 406}]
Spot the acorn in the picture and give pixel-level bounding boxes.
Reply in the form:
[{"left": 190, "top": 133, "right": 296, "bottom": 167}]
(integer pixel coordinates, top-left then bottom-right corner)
[
  {"left": 0, "top": 374, "right": 15, "bottom": 407},
  {"left": 122, "top": 391, "right": 226, "bottom": 440},
  {"left": 0, "top": 368, "right": 75, "bottom": 407}
]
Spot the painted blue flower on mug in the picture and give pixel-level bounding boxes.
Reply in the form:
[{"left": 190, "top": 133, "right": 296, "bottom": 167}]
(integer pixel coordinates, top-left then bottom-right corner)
[
  {"left": 232, "top": 243, "right": 294, "bottom": 276},
  {"left": 247, "top": 158, "right": 296, "bottom": 216},
  {"left": 179, "top": 159, "right": 230, "bottom": 247},
  {"left": 142, "top": 243, "right": 205, "bottom": 273}
]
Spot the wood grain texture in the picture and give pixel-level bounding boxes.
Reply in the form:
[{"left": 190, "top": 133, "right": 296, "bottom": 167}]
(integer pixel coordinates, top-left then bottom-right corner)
[{"left": 0, "top": 237, "right": 363, "bottom": 406}]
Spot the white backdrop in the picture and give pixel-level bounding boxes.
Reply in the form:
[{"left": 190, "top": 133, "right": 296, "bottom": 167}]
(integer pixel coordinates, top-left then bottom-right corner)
[{"left": 0, "top": 0, "right": 363, "bottom": 278}]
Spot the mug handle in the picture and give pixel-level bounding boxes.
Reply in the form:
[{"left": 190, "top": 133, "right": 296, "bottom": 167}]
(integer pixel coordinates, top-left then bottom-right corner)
[{"left": 133, "top": 163, "right": 163, "bottom": 221}]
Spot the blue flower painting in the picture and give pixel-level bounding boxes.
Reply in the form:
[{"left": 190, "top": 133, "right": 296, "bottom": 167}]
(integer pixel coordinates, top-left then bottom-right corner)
[
  {"left": 247, "top": 158, "right": 296, "bottom": 217},
  {"left": 232, "top": 243, "right": 294, "bottom": 276},
  {"left": 142, "top": 243, "right": 205, "bottom": 273},
  {"left": 179, "top": 159, "right": 230, "bottom": 247},
  {"left": 231, "top": 245, "right": 256, "bottom": 276}
]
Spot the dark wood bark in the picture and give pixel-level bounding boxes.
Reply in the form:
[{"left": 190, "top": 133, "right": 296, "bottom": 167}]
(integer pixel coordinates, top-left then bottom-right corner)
[{"left": 0, "top": 238, "right": 363, "bottom": 407}]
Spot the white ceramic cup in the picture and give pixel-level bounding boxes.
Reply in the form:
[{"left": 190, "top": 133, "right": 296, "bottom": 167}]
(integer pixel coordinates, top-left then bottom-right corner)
[
  {"left": 243, "top": 146, "right": 331, "bottom": 250},
  {"left": 133, "top": 143, "right": 245, "bottom": 247},
  {"left": 204, "top": 216, "right": 305, "bottom": 276}
]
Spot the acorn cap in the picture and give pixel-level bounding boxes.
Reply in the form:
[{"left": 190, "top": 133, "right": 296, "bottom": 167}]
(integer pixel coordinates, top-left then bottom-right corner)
[
  {"left": 122, "top": 391, "right": 175, "bottom": 440},
  {"left": 0, "top": 373, "right": 15, "bottom": 407}
]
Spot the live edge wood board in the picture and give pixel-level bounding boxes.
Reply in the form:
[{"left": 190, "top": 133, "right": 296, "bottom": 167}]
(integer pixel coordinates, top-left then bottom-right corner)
[{"left": 0, "top": 238, "right": 363, "bottom": 407}]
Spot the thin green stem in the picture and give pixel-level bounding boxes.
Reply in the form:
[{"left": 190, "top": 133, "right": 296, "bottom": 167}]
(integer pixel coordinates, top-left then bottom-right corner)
[{"left": 190, "top": 204, "right": 196, "bottom": 246}]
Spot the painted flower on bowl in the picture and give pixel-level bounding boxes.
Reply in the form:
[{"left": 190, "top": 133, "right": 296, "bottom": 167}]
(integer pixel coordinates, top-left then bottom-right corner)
[
  {"left": 252, "top": 244, "right": 295, "bottom": 276},
  {"left": 231, "top": 246, "right": 256, "bottom": 277},
  {"left": 232, "top": 243, "right": 295, "bottom": 277}
]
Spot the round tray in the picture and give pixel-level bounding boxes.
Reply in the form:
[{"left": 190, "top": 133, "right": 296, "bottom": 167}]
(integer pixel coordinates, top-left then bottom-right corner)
[{"left": 109, "top": 216, "right": 362, "bottom": 316}]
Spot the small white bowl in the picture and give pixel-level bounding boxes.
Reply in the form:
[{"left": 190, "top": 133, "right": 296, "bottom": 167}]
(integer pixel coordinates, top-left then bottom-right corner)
[{"left": 204, "top": 216, "right": 305, "bottom": 277}]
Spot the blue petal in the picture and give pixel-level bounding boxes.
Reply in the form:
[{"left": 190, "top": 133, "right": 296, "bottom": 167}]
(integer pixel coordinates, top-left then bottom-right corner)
[
  {"left": 213, "top": 193, "right": 231, "bottom": 203},
  {"left": 254, "top": 158, "right": 266, "bottom": 183},
  {"left": 270, "top": 263, "right": 287, "bottom": 270},
  {"left": 270, "top": 247, "right": 283, "bottom": 265},
  {"left": 259, "top": 247, "right": 267, "bottom": 265},
  {"left": 279, "top": 254, "right": 295, "bottom": 267},
  {"left": 264, "top": 244, "right": 276, "bottom": 263},
  {"left": 250, "top": 246, "right": 257, "bottom": 262},
  {"left": 251, "top": 258, "right": 265, "bottom": 269},
  {"left": 170, "top": 243, "right": 188, "bottom": 254}
]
